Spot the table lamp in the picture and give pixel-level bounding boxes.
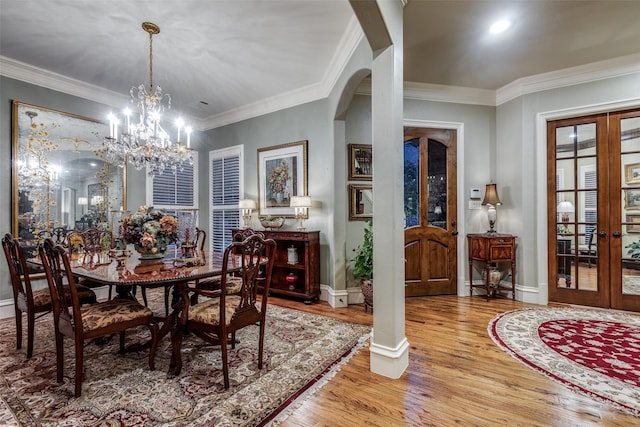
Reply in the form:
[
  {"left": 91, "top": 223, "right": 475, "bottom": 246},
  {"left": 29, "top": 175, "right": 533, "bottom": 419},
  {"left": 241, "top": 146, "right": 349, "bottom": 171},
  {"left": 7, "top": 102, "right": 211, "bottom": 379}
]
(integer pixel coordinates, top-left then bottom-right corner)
[
  {"left": 290, "top": 196, "right": 312, "bottom": 230},
  {"left": 238, "top": 199, "right": 256, "bottom": 229},
  {"left": 557, "top": 201, "right": 574, "bottom": 225},
  {"left": 482, "top": 183, "right": 502, "bottom": 233}
]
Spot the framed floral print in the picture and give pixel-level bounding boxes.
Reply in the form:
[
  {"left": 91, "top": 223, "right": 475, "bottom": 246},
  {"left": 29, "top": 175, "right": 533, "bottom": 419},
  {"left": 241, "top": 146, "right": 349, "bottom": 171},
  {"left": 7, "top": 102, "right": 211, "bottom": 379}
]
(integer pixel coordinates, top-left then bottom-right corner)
[{"left": 257, "top": 140, "right": 308, "bottom": 217}]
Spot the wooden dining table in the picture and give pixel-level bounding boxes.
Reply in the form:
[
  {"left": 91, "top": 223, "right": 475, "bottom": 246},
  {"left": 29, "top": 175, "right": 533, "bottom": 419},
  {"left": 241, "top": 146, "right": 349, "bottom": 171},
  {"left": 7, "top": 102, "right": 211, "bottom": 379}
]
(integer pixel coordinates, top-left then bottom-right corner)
[{"left": 69, "top": 246, "right": 241, "bottom": 377}]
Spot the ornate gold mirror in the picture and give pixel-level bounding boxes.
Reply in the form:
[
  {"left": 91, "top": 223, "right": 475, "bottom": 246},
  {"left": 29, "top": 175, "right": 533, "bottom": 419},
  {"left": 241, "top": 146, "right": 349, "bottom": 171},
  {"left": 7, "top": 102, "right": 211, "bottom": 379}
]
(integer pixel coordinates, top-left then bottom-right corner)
[{"left": 11, "top": 101, "right": 126, "bottom": 261}]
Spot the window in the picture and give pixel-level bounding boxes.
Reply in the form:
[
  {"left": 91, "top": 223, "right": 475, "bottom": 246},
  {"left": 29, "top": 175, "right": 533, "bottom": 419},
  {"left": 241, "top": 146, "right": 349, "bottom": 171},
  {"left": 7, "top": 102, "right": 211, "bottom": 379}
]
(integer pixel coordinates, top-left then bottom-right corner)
[
  {"left": 210, "top": 146, "right": 243, "bottom": 252},
  {"left": 146, "top": 152, "right": 199, "bottom": 210}
]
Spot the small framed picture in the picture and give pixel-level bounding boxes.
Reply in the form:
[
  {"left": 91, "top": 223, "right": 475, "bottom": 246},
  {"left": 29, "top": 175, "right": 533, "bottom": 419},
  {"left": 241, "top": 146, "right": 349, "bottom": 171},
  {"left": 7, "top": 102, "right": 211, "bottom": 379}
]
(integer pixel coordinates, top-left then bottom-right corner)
[
  {"left": 627, "top": 214, "right": 640, "bottom": 233},
  {"left": 349, "top": 184, "right": 372, "bottom": 220},
  {"left": 348, "top": 144, "right": 372, "bottom": 181},
  {"left": 625, "top": 163, "right": 640, "bottom": 184},
  {"left": 625, "top": 189, "right": 640, "bottom": 210}
]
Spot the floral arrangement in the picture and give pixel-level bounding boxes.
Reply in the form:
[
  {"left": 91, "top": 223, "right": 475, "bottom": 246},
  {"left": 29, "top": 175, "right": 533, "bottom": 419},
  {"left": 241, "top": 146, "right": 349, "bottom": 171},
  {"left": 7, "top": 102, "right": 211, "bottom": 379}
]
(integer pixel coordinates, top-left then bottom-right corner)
[
  {"left": 122, "top": 205, "right": 178, "bottom": 251},
  {"left": 269, "top": 159, "right": 290, "bottom": 196}
]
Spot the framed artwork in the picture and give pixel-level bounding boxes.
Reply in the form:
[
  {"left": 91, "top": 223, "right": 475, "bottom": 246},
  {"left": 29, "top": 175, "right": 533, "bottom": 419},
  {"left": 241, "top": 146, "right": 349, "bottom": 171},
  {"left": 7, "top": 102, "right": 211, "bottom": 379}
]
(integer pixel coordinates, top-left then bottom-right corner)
[
  {"left": 349, "top": 184, "right": 373, "bottom": 220},
  {"left": 625, "top": 163, "right": 640, "bottom": 184},
  {"left": 258, "top": 140, "right": 308, "bottom": 217},
  {"left": 625, "top": 189, "right": 640, "bottom": 210},
  {"left": 348, "top": 144, "right": 372, "bottom": 181},
  {"left": 627, "top": 214, "right": 640, "bottom": 233}
]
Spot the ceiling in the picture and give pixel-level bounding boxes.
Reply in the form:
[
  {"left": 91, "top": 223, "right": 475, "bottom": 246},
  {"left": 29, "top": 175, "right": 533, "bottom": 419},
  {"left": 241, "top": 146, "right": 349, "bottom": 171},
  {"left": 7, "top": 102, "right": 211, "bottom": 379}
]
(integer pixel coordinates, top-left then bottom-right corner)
[{"left": 2, "top": 1, "right": 640, "bottom": 130}]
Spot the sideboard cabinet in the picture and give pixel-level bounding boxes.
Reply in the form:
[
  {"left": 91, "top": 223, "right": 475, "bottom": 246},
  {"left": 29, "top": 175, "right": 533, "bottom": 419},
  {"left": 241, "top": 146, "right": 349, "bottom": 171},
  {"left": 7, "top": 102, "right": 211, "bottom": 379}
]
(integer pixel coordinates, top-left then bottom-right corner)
[
  {"left": 467, "top": 233, "right": 517, "bottom": 301},
  {"left": 232, "top": 229, "right": 320, "bottom": 304}
]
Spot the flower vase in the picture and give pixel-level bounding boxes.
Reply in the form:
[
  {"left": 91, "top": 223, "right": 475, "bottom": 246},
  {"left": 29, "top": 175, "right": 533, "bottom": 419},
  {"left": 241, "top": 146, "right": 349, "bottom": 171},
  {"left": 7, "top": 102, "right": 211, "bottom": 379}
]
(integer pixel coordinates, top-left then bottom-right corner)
[
  {"left": 134, "top": 244, "right": 167, "bottom": 260},
  {"left": 275, "top": 192, "right": 284, "bottom": 205}
]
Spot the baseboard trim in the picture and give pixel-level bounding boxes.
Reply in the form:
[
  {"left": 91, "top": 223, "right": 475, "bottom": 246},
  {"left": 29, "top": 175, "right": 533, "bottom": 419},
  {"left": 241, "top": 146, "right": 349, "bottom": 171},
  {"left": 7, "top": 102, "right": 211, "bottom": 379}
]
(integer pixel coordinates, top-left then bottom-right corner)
[
  {"left": 320, "top": 285, "right": 364, "bottom": 307},
  {"left": 370, "top": 336, "right": 409, "bottom": 379}
]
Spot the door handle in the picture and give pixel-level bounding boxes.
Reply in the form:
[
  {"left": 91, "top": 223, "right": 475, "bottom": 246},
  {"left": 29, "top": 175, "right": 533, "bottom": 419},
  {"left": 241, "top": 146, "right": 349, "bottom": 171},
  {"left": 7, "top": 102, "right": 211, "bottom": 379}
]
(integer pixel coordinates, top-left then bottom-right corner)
[
  {"left": 598, "top": 231, "right": 607, "bottom": 238},
  {"left": 612, "top": 231, "right": 621, "bottom": 238},
  {"left": 451, "top": 231, "right": 459, "bottom": 236}
]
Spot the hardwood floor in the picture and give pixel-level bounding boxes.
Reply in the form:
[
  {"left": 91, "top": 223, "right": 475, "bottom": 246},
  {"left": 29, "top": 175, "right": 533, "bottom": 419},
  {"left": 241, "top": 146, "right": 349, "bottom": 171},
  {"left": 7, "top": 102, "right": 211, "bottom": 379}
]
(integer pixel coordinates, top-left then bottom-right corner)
[{"left": 268, "top": 295, "right": 638, "bottom": 427}]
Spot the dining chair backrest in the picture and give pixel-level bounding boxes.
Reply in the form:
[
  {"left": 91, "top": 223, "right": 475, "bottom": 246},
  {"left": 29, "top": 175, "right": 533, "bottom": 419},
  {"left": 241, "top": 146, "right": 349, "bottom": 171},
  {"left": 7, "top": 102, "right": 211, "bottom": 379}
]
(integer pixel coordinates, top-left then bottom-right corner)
[
  {"left": 39, "top": 239, "right": 78, "bottom": 325},
  {"left": 2, "top": 233, "right": 33, "bottom": 307},
  {"left": 223, "top": 233, "right": 275, "bottom": 316},
  {"left": 232, "top": 228, "right": 265, "bottom": 243},
  {"left": 195, "top": 227, "right": 206, "bottom": 251},
  {"left": 66, "top": 228, "right": 113, "bottom": 263}
]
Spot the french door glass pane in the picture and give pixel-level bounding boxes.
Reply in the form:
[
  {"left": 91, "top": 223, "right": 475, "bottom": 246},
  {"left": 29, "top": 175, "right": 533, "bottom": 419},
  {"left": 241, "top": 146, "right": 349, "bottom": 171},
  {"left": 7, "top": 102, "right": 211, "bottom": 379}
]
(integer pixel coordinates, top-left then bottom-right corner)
[
  {"left": 404, "top": 138, "right": 419, "bottom": 228},
  {"left": 555, "top": 124, "right": 598, "bottom": 292},
  {"left": 427, "top": 139, "right": 446, "bottom": 230},
  {"left": 620, "top": 116, "right": 640, "bottom": 295}
]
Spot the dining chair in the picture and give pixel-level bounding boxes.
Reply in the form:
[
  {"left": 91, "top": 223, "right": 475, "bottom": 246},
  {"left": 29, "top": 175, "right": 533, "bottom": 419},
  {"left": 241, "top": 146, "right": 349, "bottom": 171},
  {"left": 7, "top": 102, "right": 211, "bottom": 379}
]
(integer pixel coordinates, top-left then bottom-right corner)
[
  {"left": 2, "top": 233, "right": 97, "bottom": 359},
  {"left": 39, "top": 238, "right": 159, "bottom": 398},
  {"left": 195, "top": 227, "right": 206, "bottom": 251},
  {"left": 192, "top": 229, "right": 266, "bottom": 301},
  {"left": 178, "top": 233, "right": 276, "bottom": 389},
  {"left": 66, "top": 228, "right": 116, "bottom": 299}
]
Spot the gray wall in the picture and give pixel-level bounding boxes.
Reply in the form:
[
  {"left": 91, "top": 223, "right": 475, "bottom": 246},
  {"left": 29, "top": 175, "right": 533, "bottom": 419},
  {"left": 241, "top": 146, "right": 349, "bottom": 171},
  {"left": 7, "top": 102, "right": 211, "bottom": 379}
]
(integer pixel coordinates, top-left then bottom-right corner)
[
  {"left": 2, "top": 68, "right": 639, "bottom": 302},
  {"left": 498, "top": 72, "right": 640, "bottom": 296}
]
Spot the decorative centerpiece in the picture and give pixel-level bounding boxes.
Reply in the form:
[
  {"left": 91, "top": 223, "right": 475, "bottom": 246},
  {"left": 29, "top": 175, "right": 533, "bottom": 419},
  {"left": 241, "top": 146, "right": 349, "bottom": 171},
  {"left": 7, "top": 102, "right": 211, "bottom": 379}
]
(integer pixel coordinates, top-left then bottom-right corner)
[
  {"left": 122, "top": 205, "right": 178, "bottom": 260},
  {"left": 259, "top": 216, "right": 285, "bottom": 230}
]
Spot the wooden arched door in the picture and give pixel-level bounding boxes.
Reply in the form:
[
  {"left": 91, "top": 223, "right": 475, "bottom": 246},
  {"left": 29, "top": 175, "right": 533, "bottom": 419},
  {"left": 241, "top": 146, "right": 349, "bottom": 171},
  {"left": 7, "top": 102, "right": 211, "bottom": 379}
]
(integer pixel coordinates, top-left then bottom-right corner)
[{"left": 404, "top": 127, "right": 458, "bottom": 296}]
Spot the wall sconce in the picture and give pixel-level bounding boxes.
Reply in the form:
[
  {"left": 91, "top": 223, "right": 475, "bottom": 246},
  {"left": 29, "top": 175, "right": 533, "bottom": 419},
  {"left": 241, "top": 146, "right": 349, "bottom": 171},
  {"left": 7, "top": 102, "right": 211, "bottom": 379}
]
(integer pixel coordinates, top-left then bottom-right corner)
[
  {"left": 290, "top": 195, "right": 312, "bottom": 230},
  {"left": 238, "top": 199, "right": 256, "bottom": 229},
  {"left": 482, "top": 183, "right": 502, "bottom": 233},
  {"left": 556, "top": 201, "right": 574, "bottom": 226}
]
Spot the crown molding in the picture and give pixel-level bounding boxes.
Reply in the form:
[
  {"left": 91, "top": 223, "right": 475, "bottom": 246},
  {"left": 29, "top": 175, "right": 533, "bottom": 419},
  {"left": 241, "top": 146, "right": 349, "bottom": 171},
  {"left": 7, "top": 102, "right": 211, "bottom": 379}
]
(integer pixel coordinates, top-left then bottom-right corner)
[
  {"left": 202, "top": 17, "right": 365, "bottom": 130},
  {"left": 356, "top": 79, "right": 497, "bottom": 106},
  {"left": 0, "top": 55, "right": 128, "bottom": 111},
  {"left": 496, "top": 53, "right": 640, "bottom": 105}
]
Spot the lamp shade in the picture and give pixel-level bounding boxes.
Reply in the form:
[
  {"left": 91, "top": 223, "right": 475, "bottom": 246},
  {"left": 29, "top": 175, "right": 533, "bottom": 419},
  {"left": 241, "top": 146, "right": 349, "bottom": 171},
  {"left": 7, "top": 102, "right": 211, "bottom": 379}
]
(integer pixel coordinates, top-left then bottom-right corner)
[
  {"left": 557, "top": 201, "right": 574, "bottom": 213},
  {"left": 482, "top": 183, "right": 502, "bottom": 206},
  {"left": 78, "top": 197, "right": 88, "bottom": 206},
  {"left": 290, "top": 196, "right": 312, "bottom": 208},
  {"left": 238, "top": 199, "right": 256, "bottom": 209}
]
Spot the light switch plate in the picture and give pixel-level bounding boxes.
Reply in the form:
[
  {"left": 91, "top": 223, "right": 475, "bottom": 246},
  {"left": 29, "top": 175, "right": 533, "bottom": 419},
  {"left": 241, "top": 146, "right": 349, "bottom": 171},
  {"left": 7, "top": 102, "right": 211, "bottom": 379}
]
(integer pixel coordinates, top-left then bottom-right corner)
[{"left": 469, "top": 200, "right": 482, "bottom": 210}]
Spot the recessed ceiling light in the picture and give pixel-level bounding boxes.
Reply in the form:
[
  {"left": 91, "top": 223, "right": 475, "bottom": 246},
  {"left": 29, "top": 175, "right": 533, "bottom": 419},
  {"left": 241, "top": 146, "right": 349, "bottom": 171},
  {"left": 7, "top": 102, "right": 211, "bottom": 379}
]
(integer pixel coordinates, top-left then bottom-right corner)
[{"left": 489, "top": 19, "right": 511, "bottom": 34}]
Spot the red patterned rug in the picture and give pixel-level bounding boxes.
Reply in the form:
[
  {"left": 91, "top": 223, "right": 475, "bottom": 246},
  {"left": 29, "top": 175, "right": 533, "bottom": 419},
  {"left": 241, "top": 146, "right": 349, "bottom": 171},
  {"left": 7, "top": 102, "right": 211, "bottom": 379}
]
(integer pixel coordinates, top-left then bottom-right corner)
[
  {"left": 0, "top": 289, "right": 370, "bottom": 426},
  {"left": 488, "top": 307, "right": 640, "bottom": 417}
]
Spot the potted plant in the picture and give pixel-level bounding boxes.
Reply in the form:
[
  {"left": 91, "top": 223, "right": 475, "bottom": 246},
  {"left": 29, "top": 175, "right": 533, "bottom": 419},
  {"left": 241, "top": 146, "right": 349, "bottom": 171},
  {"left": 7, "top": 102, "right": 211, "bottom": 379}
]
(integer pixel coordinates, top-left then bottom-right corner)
[{"left": 352, "top": 220, "right": 373, "bottom": 312}]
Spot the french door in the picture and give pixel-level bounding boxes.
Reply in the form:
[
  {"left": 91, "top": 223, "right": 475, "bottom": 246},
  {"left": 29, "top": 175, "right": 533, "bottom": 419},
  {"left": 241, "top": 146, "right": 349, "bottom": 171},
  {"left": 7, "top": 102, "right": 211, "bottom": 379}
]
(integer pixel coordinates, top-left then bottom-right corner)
[
  {"left": 548, "top": 108, "right": 640, "bottom": 311},
  {"left": 404, "top": 127, "right": 458, "bottom": 296}
]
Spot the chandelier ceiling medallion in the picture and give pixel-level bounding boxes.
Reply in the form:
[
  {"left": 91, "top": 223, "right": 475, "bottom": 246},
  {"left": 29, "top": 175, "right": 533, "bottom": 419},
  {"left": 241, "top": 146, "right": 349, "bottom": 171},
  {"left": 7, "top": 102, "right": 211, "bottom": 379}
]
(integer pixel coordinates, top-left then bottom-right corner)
[{"left": 104, "top": 22, "right": 193, "bottom": 176}]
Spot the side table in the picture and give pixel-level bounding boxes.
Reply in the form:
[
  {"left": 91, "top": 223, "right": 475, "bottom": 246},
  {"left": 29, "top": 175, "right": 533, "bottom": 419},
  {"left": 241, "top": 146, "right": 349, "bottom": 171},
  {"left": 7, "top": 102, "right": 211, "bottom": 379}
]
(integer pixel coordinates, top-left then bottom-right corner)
[{"left": 467, "top": 233, "right": 517, "bottom": 301}]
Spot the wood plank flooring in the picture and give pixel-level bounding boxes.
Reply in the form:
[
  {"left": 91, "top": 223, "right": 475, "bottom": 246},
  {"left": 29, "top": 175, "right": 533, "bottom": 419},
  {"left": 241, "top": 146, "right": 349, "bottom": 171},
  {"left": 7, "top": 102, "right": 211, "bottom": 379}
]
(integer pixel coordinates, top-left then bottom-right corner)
[{"left": 268, "top": 295, "right": 639, "bottom": 427}]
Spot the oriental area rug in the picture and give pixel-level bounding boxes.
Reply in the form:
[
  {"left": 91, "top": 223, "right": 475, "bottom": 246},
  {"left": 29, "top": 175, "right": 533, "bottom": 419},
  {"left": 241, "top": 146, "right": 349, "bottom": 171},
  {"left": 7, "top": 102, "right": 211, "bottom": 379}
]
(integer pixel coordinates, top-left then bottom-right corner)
[
  {"left": 488, "top": 307, "right": 640, "bottom": 417},
  {"left": 0, "top": 289, "right": 371, "bottom": 426}
]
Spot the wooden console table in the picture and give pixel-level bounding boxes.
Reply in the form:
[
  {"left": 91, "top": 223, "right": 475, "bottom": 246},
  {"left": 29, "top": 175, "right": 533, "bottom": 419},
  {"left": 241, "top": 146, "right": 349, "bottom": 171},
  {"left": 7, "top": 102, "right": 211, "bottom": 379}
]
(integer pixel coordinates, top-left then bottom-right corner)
[
  {"left": 467, "top": 233, "right": 517, "bottom": 301},
  {"left": 232, "top": 229, "right": 320, "bottom": 304}
]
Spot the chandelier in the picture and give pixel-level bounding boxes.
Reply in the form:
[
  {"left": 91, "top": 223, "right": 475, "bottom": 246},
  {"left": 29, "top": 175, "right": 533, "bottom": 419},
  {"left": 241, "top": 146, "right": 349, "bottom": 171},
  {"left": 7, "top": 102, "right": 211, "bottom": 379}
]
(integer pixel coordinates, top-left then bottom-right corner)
[{"left": 104, "top": 22, "right": 193, "bottom": 176}]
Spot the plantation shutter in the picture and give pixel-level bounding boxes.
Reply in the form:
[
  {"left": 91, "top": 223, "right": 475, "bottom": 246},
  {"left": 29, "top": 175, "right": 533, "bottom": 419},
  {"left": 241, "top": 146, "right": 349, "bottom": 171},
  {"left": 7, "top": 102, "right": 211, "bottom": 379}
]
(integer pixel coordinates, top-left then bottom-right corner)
[
  {"left": 582, "top": 167, "right": 597, "bottom": 245},
  {"left": 210, "top": 146, "right": 243, "bottom": 252},
  {"left": 148, "top": 152, "right": 198, "bottom": 209}
]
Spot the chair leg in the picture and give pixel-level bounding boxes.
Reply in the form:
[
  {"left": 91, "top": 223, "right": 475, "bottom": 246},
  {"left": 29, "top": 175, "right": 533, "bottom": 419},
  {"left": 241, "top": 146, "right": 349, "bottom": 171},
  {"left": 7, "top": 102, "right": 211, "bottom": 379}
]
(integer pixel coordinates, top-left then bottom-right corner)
[
  {"left": 27, "top": 310, "right": 35, "bottom": 359},
  {"left": 74, "top": 340, "right": 83, "bottom": 397},
  {"left": 15, "top": 309, "right": 22, "bottom": 350},
  {"left": 148, "top": 322, "right": 159, "bottom": 371},
  {"left": 119, "top": 331, "right": 126, "bottom": 353},
  {"left": 55, "top": 332, "right": 64, "bottom": 383},
  {"left": 164, "top": 286, "right": 171, "bottom": 316},
  {"left": 108, "top": 285, "right": 113, "bottom": 300},
  {"left": 141, "top": 288, "right": 148, "bottom": 307},
  {"left": 258, "top": 321, "right": 265, "bottom": 370},
  {"left": 221, "top": 338, "right": 230, "bottom": 389}
]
